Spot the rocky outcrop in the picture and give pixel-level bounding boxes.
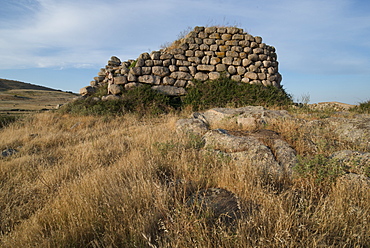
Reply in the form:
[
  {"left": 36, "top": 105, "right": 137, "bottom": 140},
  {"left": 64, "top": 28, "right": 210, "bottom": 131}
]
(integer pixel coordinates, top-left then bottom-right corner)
[
  {"left": 177, "top": 106, "right": 297, "bottom": 179},
  {"left": 176, "top": 106, "right": 370, "bottom": 184},
  {"left": 81, "top": 26, "right": 282, "bottom": 97}
]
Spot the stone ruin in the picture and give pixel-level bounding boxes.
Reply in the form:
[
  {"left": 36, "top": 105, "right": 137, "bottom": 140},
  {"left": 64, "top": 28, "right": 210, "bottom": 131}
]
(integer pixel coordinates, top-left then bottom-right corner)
[{"left": 80, "top": 26, "right": 282, "bottom": 98}]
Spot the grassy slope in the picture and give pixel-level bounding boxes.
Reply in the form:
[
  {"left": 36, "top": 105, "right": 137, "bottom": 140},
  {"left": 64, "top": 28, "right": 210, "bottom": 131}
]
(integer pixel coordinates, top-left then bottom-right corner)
[
  {"left": 0, "top": 79, "right": 77, "bottom": 114},
  {"left": 0, "top": 109, "right": 369, "bottom": 247}
]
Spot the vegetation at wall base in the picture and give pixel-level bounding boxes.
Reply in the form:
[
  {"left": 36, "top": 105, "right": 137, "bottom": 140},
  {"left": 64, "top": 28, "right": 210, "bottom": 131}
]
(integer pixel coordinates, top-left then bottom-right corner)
[
  {"left": 182, "top": 77, "right": 293, "bottom": 111},
  {"left": 60, "top": 85, "right": 176, "bottom": 116},
  {"left": 61, "top": 77, "right": 293, "bottom": 116}
]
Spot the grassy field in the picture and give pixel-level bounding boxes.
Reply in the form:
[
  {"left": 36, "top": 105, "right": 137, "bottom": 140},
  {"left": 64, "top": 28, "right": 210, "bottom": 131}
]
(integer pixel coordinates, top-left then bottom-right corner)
[
  {"left": 0, "top": 108, "right": 369, "bottom": 247},
  {"left": 0, "top": 79, "right": 77, "bottom": 115}
]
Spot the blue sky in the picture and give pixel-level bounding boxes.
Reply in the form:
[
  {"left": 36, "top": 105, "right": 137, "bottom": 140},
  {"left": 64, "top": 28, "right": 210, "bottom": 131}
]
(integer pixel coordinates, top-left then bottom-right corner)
[{"left": 0, "top": 0, "right": 369, "bottom": 104}]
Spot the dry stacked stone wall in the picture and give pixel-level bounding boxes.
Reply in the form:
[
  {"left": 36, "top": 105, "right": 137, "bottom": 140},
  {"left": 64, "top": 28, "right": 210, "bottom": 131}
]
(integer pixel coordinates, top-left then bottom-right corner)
[{"left": 81, "top": 26, "right": 282, "bottom": 97}]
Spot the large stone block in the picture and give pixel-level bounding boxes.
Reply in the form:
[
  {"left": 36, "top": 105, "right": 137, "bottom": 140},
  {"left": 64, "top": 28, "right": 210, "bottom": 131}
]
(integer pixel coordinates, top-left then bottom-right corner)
[
  {"left": 245, "top": 72, "right": 258, "bottom": 80},
  {"left": 130, "top": 67, "right": 142, "bottom": 76},
  {"left": 209, "top": 72, "right": 221, "bottom": 80},
  {"left": 226, "top": 51, "right": 239, "bottom": 58},
  {"left": 152, "top": 85, "right": 186, "bottom": 96},
  {"left": 138, "top": 75, "right": 161, "bottom": 85},
  {"left": 152, "top": 66, "right": 170, "bottom": 77},
  {"left": 194, "top": 72, "right": 209, "bottom": 81},
  {"left": 204, "top": 39, "right": 215, "bottom": 45},
  {"left": 170, "top": 71, "right": 193, "bottom": 80},
  {"left": 222, "top": 57, "right": 233, "bottom": 65},
  {"left": 150, "top": 51, "right": 161, "bottom": 60},
  {"left": 114, "top": 76, "right": 128, "bottom": 85},
  {"left": 197, "top": 65, "right": 215, "bottom": 72}
]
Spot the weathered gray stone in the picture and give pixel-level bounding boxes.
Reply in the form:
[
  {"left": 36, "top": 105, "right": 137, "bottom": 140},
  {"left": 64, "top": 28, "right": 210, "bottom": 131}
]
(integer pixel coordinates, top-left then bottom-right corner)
[
  {"left": 170, "top": 71, "right": 192, "bottom": 80},
  {"left": 248, "top": 54, "right": 259, "bottom": 61},
  {"left": 222, "top": 57, "right": 233, "bottom": 65},
  {"left": 201, "top": 56, "right": 211, "bottom": 65},
  {"left": 1, "top": 148, "right": 18, "bottom": 157},
  {"left": 189, "top": 66, "right": 197, "bottom": 76},
  {"left": 174, "top": 80, "right": 187, "bottom": 87},
  {"left": 108, "top": 56, "right": 121, "bottom": 66},
  {"left": 197, "top": 65, "right": 215, "bottom": 72},
  {"left": 136, "top": 58, "right": 145, "bottom": 67},
  {"left": 226, "top": 51, "right": 239, "bottom": 58},
  {"left": 162, "top": 76, "right": 175, "bottom": 85},
  {"left": 176, "top": 118, "right": 209, "bottom": 135},
  {"left": 227, "top": 27, "right": 240, "bottom": 34},
  {"left": 151, "top": 85, "right": 186, "bottom": 96},
  {"left": 108, "top": 84, "right": 122, "bottom": 95},
  {"left": 188, "top": 57, "right": 201, "bottom": 63},
  {"left": 205, "top": 26, "right": 217, "bottom": 33},
  {"left": 226, "top": 40, "right": 239, "bottom": 46},
  {"left": 228, "top": 65, "right": 237, "bottom": 75},
  {"left": 152, "top": 66, "right": 170, "bottom": 77},
  {"left": 124, "top": 82, "right": 142, "bottom": 90},
  {"left": 185, "top": 50, "right": 194, "bottom": 57},
  {"left": 203, "top": 129, "right": 284, "bottom": 176},
  {"left": 102, "top": 95, "right": 122, "bottom": 101},
  {"left": 232, "top": 34, "right": 244, "bottom": 40},
  {"left": 231, "top": 75, "right": 241, "bottom": 81},
  {"left": 141, "top": 67, "right": 152, "bottom": 75},
  {"left": 237, "top": 66, "right": 246, "bottom": 75},
  {"left": 245, "top": 72, "right": 258, "bottom": 80},
  {"left": 113, "top": 76, "right": 127, "bottom": 85},
  {"left": 127, "top": 73, "right": 137, "bottom": 82},
  {"left": 331, "top": 150, "right": 370, "bottom": 175},
  {"left": 150, "top": 51, "right": 161, "bottom": 60},
  {"left": 199, "top": 44, "right": 209, "bottom": 51},
  {"left": 216, "top": 64, "right": 227, "bottom": 72},
  {"left": 79, "top": 86, "right": 96, "bottom": 96},
  {"left": 194, "top": 72, "right": 209, "bottom": 81},
  {"left": 209, "top": 72, "right": 220, "bottom": 80},
  {"left": 138, "top": 75, "right": 161, "bottom": 85},
  {"left": 130, "top": 67, "right": 142, "bottom": 76},
  {"left": 255, "top": 36, "right": 263, "bottom": 43},
  {"left": 160, "top": 54, "right": 173, "bottom": 60}
]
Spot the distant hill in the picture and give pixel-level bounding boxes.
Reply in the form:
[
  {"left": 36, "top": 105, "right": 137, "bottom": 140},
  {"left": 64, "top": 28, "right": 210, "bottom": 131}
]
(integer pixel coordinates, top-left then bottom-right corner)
[
  {"left": 0, "top": 78, "right": 77, "bottom": 114},
  {"left": 0, "top": 78, "right": 62, "bottom": 92}
]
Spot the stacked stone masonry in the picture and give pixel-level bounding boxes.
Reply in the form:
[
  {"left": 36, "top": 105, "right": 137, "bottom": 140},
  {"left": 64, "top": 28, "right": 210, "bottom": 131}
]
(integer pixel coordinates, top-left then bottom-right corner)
[{"left": 82, "top": 26, "right": 282, "bottom": 97}]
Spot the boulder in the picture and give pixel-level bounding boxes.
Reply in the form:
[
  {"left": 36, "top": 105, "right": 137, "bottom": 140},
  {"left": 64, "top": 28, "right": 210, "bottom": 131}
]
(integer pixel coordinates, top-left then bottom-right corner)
[
  {"left": 329, "top": 117, "right": 370, "bottom": 149},
  {"left": 203, "top": 129, "right": 285, "bottom": 177},
  {"left": 330, "top": 150, "right": 370, "bottom": 175},
  {"left": 79, "top": 86, "right": 96, "bottom": 96},
  {"left": 200, "top": 106, "right": 291, "bottom": 128},
  {"left": 337, "top": 173, "right": 370, "bottom": 189},
  {"left": 1, "top": 148, "right": 18, "bottom": 157},
  {"left": 176, "top": 118, "right": 209, "bottom": 135},
  {"left": 108, "top": 84, "right": 122, "bottom": 95},
  {"left": 152, "top": 66, "right": 170, "bottom": 77}
]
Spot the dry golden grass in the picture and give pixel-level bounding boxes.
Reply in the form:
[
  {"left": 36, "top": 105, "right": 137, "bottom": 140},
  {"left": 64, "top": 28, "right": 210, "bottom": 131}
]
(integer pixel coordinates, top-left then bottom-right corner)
[{"left": 0, "top": 110, "right": 369, "bottom": 247}]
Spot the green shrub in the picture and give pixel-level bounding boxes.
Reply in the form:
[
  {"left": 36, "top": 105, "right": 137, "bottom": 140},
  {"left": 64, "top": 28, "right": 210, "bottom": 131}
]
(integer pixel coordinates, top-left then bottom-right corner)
[
  {"left": 350, "top": 99, "right": 370, "bottom": 114},
  {"left": 182, "top": 76, "right": 293, "bottom": 111},
  {"left": 59, "top": 85, "right": 176, "bottom": 116}
]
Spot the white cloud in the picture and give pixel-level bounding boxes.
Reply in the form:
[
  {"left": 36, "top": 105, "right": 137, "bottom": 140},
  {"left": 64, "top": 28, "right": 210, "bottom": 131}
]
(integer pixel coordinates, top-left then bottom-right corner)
[{"left": 0, "top": 0, "right": 369, "bottom": 77}]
